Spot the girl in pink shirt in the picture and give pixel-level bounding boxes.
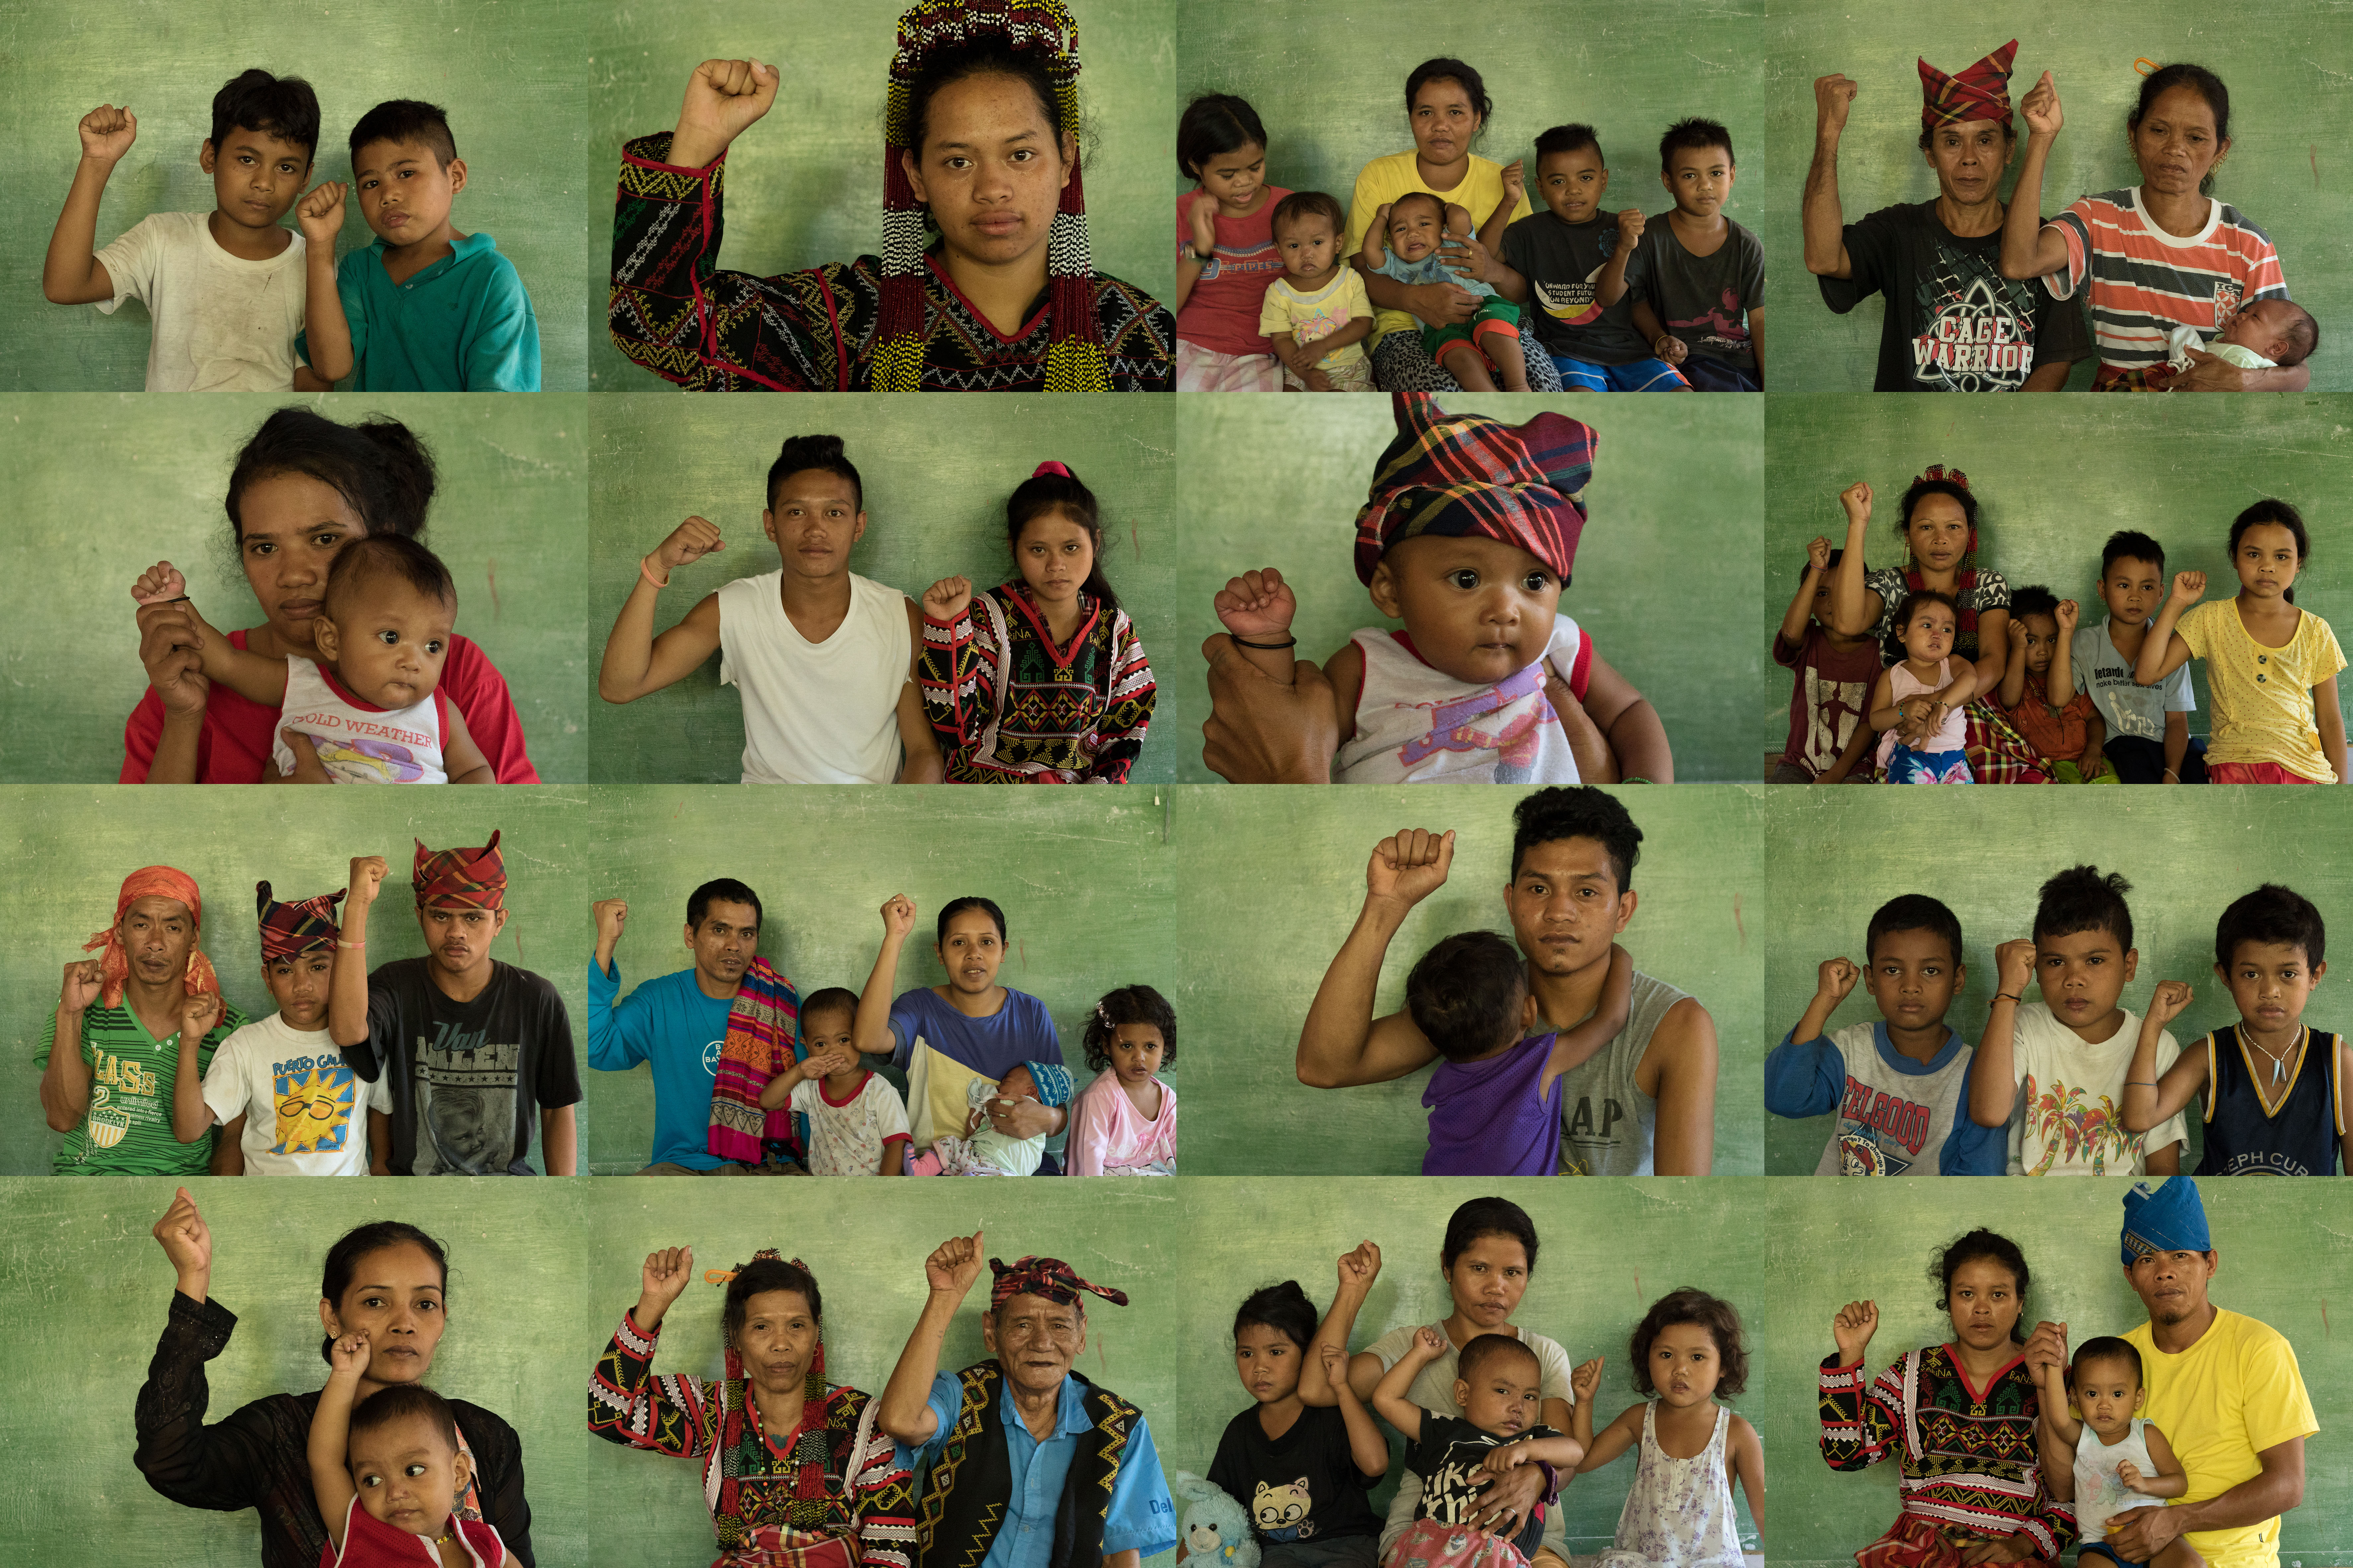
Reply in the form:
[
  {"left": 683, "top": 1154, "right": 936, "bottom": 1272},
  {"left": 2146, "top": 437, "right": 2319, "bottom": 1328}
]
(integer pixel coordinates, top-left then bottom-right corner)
[{"left": 1066, "top": 984, "right": 1178, "bottom": 1175}]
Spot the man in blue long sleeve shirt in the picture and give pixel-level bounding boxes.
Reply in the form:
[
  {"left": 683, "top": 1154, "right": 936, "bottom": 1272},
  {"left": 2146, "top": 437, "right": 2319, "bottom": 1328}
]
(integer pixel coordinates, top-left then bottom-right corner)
[
  {"left": 878, "top": 1234, "right": 1176, "bottom": 1568},
  {"left": 587, "top": 878, "right": 773, "bottom": 1174}
]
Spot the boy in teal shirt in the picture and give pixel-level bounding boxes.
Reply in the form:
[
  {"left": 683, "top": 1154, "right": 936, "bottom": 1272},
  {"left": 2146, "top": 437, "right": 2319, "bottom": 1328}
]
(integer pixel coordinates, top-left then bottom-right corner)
[{"left": 299, "top": 99, "right": 540, "bottom": 390}]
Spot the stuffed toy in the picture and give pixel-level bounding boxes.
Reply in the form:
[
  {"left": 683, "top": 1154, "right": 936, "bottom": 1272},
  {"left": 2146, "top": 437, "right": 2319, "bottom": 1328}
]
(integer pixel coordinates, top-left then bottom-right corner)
[{"left": 1171, "top": 1472, "right": 1260, "bottom": 1568}]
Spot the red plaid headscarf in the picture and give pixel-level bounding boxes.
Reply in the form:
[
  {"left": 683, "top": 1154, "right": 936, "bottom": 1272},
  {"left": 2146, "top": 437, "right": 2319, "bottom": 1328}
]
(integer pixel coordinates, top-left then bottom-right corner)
[
  {"left": 413, "top": 831, "right": 505, "bottom": 910},
  {"left": 988, "top": 1255, "right": 1128, "bottom": 1309},
  {"left": 1353, "top": 393, "right": 1596, "bottom": 588},
  {"left": 82, "top": 867, "right": 219, "bottom": 1009},
  {"left": 255, "top": 881, "right": 344, "bottom": 961},
  {"left": 1919, "top": 40, "right": 2019, "bottom": 133}
]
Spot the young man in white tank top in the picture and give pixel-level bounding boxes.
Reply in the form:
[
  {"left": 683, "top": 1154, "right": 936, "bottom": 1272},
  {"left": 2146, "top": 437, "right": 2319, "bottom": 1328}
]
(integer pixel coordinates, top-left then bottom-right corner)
[
  {"left": 1295, "top": 786, "right": 1719, "bottom": 1174},
  {"left": 596, "top": 435, "right": 943, "bottom": 784}
]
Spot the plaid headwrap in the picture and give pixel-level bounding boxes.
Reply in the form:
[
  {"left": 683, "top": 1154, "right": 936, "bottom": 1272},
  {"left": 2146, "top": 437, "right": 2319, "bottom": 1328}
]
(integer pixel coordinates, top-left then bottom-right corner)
[
  {"left": 255, "top": 880, "right": 344, "bottom": 961},
  {"left": 2122, "top": 1177, "right": 2211, "bottom": 1266},
  {"left": 1353, "top": 393, "right": 1595, "bottom": 588},
  {"left": 82, "top": 866, "right": 219, "bottom": 1010},
  {"left": 987, "top": 1255, "right": 1128, "bottom": 1310},
  {"left": 879, "top": 0, "right": 1107, "bottom": 392},
  {"left": 1919, "top": 39, "right": 2019, "bottom": 133},
  {"left": 709, "top": 958, "right": 805, "bottom": 1164},
  {"left": 412, "top": 830, "right": 505, "bottom": 910}
]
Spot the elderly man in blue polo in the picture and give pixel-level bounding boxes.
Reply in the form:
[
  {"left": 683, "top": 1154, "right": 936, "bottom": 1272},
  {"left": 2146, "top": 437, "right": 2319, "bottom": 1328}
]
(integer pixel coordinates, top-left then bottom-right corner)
[
  {"left": 2026, "top": 1178, "right": 2316, "bottom": 1568},
  {"left": 877, "top": 1232, "right": 1175, "bottom": 1568}
]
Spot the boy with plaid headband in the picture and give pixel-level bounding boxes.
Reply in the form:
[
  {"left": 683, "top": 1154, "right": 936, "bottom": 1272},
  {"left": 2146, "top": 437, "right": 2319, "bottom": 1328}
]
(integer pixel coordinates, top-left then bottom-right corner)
[
  {"left": 1214, "top": 393, "right": 1671, "bottom": 784},
  {"left": 878, "top": 1233, "right": 1176, "bottom": 1568},
  {"left": 328, "top": 833, "right": 582, "bottom": 1175},
  {"left": 171, "top": 881, "right": 381, "bottom": 1176}
]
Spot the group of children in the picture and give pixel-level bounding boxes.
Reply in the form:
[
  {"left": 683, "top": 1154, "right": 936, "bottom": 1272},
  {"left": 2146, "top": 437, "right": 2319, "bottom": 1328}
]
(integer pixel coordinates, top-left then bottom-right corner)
[
  {"left": 46, "top": 69, "right": 538, "bottom": 392},
  {"left": 1770, "top": 868, "right": 2347, "bottom": 1176},
  {"left": 1776, "top": 504, "right": 2346, "bottom": 785},
  {"left": 1176, "top": 96, "right": 1763, "bottom": 393},
  {"left": 1197, "top": 1269, "right": 1759, "bottom": 1568}
]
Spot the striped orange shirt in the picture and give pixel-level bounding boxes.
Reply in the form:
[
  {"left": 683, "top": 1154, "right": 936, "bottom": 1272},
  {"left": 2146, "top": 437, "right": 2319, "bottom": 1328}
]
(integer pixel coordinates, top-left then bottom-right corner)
[{"left": 2040, "top": 187, "right": 2287, "bottom": 370}]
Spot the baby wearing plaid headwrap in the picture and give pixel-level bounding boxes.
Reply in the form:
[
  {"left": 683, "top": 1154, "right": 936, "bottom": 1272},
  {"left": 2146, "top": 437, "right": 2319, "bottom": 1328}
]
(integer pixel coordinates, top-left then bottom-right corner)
[{"left": 1216, "top": 392, "right": 1634, "bottom": 784}]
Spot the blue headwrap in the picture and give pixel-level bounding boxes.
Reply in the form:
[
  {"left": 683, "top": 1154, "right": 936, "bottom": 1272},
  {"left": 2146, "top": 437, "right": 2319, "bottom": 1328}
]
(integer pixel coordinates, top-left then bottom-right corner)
[{"left": 2121, "top": 1177, "right": 2211, "bottom": 1266}]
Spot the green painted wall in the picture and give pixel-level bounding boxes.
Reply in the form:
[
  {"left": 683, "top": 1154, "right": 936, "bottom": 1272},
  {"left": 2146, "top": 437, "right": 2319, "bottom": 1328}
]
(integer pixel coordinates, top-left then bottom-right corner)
[
  {"left": 576, "top": 786, "right": 1175, "bottom": 1175},
  {"left": 1169, "top": 786, "right": 1765, "bottom": 1177},
  {"left": 584, "top": 394, "right": 1182, "bottom": 785},
  {"left": 0, "top": 1176, "right": 1181, "bottom": 1568},
  {"left": 1762, "top": 787, "right": 2353, "bottom": 1175},
  {"left": 1173, "top": 1178, "right": 1761, "bottom": 1555},
  {"left": 1176, "top": 0, "right": 1764, "bottom": 258},
  {"left": 0, "top": 1178, "right": 594, "bottom": 1567},
  {"left": 1759, "top": 395, "right": 2353, "bottom": 766},
  {"left": 1174, "top": 396, "right": 1768, "bottom": 783},
  {"left": 581, "top": 0, "right": 1176, "bottom": 388},
  {"left": 0, "top": 5, "right": 591, "bottom": 391},
  {"left": 0, "top": 786, "right": 597, "bottom": 1177},
  {"left": 1756, "top": 1178, "right": 2353, "bottom": 1568},
  {"left": 1761, "top": 4, "right": 2353, "bottom": 391},
  {"left": 0, "top": 393, "right": 591, "bottom": 785}
]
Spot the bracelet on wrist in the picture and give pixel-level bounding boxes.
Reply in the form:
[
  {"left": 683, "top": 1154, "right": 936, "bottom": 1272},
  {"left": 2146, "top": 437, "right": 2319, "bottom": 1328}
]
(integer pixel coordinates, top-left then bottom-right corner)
[
  {"left": 1994, "top": 992, "right": 2023, "bottom": 1004},
  {"left": 1231, "top": 635, "right": 1298, "bottom": 651},
  {"left": 640, "top": 554, "right": 672, "bottom": 589}
]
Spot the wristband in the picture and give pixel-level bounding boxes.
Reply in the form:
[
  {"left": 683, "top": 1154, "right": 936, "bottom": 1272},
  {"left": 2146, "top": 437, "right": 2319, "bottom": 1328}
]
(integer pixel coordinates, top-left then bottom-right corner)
[
  {"left": 1231, "top": 635, "right": 1298, "bottom": 651},
  {"left": 1994, "top": 992, "right": 2023, "bottom": 1003},
  {"left": 640, "top": 554, "right": 672, "bottom": 589}
]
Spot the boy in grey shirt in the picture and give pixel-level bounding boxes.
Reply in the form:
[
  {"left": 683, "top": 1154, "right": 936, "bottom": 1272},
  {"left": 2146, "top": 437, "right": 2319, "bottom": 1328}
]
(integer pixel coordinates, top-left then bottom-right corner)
[{"left": 2046, "top": 531, "right": 2207, "bottom": 783}]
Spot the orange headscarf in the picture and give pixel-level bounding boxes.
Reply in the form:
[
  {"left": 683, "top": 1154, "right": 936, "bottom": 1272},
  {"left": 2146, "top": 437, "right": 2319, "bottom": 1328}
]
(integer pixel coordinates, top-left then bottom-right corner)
[{"left": 81, "top": 866, "right": 220, "bottom": 1009}]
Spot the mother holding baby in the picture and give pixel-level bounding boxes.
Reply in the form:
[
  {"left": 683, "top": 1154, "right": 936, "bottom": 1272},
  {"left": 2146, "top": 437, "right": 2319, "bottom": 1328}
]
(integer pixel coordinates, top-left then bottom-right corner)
[
  {"left": 122, "top": 406, "right": 538, "bottom": 784},
  {"left": 1346, "top": 58, "right": 1562, "bottom": 392},
  {"left": 1307, "top": 1199, "right": 1582, "bottom": 1568}
]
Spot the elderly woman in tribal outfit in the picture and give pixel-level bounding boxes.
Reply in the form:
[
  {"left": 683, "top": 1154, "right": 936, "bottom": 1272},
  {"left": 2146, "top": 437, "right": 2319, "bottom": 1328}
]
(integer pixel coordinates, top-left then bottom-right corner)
[
  {"left": 592, "top": 1249, "right": 915, "bottom": 1568},
  {"left": 611, "top": 0, "right": 1173, "bottom": 392}
]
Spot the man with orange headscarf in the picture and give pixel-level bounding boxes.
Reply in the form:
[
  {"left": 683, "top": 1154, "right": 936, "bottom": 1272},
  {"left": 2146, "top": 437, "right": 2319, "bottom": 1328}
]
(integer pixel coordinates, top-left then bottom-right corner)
[
  {"left": 1801, "top": 39, "right": 2089, "bottom": 391},
  {"left": 326, "top": 831, "right": 581, "bottom": 1175},
  {"left": 37, "top": 866, "right": 245, "bottom": 1174}
]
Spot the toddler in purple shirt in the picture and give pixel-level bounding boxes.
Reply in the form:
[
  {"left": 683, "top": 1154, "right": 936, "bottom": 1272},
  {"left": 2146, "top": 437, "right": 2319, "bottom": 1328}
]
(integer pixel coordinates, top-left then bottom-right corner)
[{"left": 1410, "top": 931, "right": 1632, "bottom": 1175}]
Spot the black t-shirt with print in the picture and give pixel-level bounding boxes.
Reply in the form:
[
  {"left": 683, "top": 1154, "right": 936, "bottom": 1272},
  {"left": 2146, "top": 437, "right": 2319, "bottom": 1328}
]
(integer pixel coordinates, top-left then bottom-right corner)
[
  {"left": 1500, "top": 211, "right": 1654, "bottom": 364},
  {"left": 1820, "top": 200, "right": 2090, "bottom": 391},
  {"left": 351, "top": 958, "right": 582, "bottom": 1175},
  {"left": 1402, "top": 1411, "right": 1556, "bottom": 1560},
  {"left": 1208, "top": 1404, "right": 1381, "bottom": 1545}
]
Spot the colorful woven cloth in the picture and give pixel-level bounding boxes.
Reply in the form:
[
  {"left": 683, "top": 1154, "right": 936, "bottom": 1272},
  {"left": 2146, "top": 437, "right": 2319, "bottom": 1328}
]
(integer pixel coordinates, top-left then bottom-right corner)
[
  {"left": 1856, "top": 1514, "right": 2056, "bottom": 1568},
  {"left": 1918, "top": 40, "right": 2019, "bottom": 132},
  {"left": 1352, "top": 393, "right": 1595, "bottom": 588},
  {"left": 412, "top": 831, "right": 504, "bottom": 910},
  {"left": 2122, "top": 1176, "right": 2210, "bottom": 1264},
  {"left": 879, "top": 0, "right": 1104, "bottom": 391},
  {"left": 987, "top": 1255, "right": 1128, "bottom": 1309},
  {"left": 920, "top": 585, "right": 1156, "bottom": 782},
  {"left": 82, "top": 866, "right": 219, "bottom": 1009},
  {"left": 709, "top": 958, "right": 805, "bottom": 1163},
  {"left": 254, "top": 880, "right": 344, "bottom": 960}
]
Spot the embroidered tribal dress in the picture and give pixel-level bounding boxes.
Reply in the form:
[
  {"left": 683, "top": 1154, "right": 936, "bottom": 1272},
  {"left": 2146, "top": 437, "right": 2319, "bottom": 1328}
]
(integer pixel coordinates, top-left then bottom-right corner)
[
  {"left": 588, "top": 1311, "right": 916, "bottom": 1568},
  {"left": 612, "top": 135, "right": 1173, "bottom": 392},
  {"left": 921, "top": 586, "right": 1155, "bottom": 783},
  {"left": 1819, "top": 1344, "right": 2073, "bottom": 1562}
]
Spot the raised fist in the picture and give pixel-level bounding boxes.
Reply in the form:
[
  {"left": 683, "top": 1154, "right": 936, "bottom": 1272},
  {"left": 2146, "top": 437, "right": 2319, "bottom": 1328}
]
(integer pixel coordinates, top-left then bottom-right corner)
[
  {"left": 679, "top": 58, "right": 779, "bottom": 150},
  {"left": 880, "top": 893, "right": 917, "bottom": 940},
  {"left": 2054, "top": 598, "right": 2079, "bottom": 634},
  {"left": 1367, "top": 828, "right": 1454, "bottom": 907},
  {"left": 924, "top": 1229, "right": 987, "bottom": 1298},
  {"left": 59, "top": 960, "right": 104, "bottom": 1015},
  {"left": 2020, "top": 71, "right": 2063, "bottom": 137},
  {"left": 1214, "top": 568, "right": 1298, "bottom": 641},
  {"left": 656, "top": 515, "right": 725, "bottom": 573},
  {"left": 1994, "top": 937, "right": 2038, "bottom": 995},
  {"left": 131, "top": 561, "right": 188, "bottom": 607},
  {"left": 1807, "top": 536, "right": 1833, "bottom": 573},
  {"left": 296, "top": 182, "right": 348, "bottom": 247},
  {"left": 2170, "top": 571, "right": 2206, "bottom": 606},
  {"left": 923, "top": 577, "right": 974, "bottom": 624},
  {"left": 79, "top": 104, "right": 138, "bottom": 163},
  {"left": 1570, "top": 1356, "right": 1603, "bottom": 1403},
  {"left": 593, "top": 899, "right": 628, "bottom": 948},
  {"left": 2147, "top": 980, "right": 2193, "bottom": 1027},
  {"left": 1187, "top": 192, "right": 1219, "bottom": 255},
  {"left": 347, "top": 855, "right": 388, "bottom": 905},
  {"left": 1832, "top": 1298, "right": 1879, "bottom": 1364},
  {"left": 1813, "top": 75, "right": 1858, "bottom": 139},
  {"left": 1838, "top": 480, "right": 1873, "bottom": 523},
  {"left": 1817, "top": 957, "right": 1860, "bottom": 1002},
  {"left": 1616, "top": 209, "right": 1646, "bottom": 245}
]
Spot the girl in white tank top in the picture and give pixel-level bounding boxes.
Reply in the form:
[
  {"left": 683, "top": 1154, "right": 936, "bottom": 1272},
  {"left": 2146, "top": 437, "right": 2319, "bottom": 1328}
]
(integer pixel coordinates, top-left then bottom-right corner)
[{"left": 1578, "top": 1289, "right": 1758, "bottom": 1568}]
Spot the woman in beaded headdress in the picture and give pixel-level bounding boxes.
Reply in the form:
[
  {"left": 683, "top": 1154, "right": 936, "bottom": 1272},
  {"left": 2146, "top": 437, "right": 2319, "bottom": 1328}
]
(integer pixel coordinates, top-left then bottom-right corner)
[
  {"left": 610, "top": 0, "right": 1174, "bottom": 392},
  {"left": 589, "top": 1247, "right": 914, "bottom": 1568},
  {"left": 1825, "top": 466, "right": 2053, "bottom": 784}
]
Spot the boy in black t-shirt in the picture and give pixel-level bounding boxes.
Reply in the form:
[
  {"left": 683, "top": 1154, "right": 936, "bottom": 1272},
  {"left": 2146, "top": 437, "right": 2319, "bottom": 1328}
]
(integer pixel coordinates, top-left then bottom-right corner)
[
  {"left": 1623, "top": 119, "right": 1766, "bottom": 391},
  {"left": 329, "top": 831, "right": 581, "bottom": 1175}
]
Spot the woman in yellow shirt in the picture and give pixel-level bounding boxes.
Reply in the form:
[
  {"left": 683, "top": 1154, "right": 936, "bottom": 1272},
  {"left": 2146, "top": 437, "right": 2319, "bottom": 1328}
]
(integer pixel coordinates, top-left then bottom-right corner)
[{"left": 1345, "top": 58, "right": 1555, "bottom": 390}]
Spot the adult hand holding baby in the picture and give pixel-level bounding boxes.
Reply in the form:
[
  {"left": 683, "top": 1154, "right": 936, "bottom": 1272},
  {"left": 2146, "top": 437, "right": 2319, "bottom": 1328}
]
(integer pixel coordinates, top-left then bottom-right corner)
[
  {"left": 1201, "top": 633, "right": 1339, "bottom": 783},
  {"left": 131, "top": 561, "right": 211, "bottom": 721},
  {"left": 2168, "top": 347, "right": 2247, "bottom": 393}
]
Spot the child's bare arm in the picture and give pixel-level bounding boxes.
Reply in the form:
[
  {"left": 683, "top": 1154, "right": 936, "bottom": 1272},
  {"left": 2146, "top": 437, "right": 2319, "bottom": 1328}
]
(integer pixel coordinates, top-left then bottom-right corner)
[
  {"left": 1866, "top": 667, "right": 1902, "bottom": 733},
  {"left": 2000, "top": 621, "right": 2030, "bottom": 710},
  {"left": 1573, "top": 649, "right": 1672, "bottom": 782},
  {"left": 2134, "top": 574, "right": 2203, "bottom": 685},
  {"left": 2314, "top": 672, "right": 2347, "bottom": 785},
  {"left": 1748, "top": 310, "right": 1764, "bottom": 385},
  {"left": 2046, "top": 600, "right": 2081, "bottom": 711},
  {"left": 1575, "top": 1401, "right": 1642, "bottom": 1474},
  {"left": 2162, "top": 710, "right": 2191, "bottom": 783},
  {"left": 368, "top": 1109, "right": 392, "bottom": 1175},
  {"left": 1482, "top": 1432, "right": 1585, "bottom": 1474},
  {"left": 297, "top": 182, "right": 354, "bottom": 384},
  {"left": 2081, "top": 708, "right": 2107, "bottom": 775},
  {"left": 1934, "top": 659, "right": 1979, "bottom": 711},
  {"left": 855, "top": 896, "right": 915, "bottom": 1062},
  {"left": 43, "top": 106, "right": 136, "bottom": 305},
  {"left": 1475, "top": 166, "right": 1521, "bottom": 257},
  {"left": 130, "top": 562, "right": 288, "bottom": 706},
  {"left": 309, "top": 1330, "right": 370, "bottom": 1549},
  {"left": 1827, "top": 484, "right": 1879, "bottom": 636},
  {"left": 1596, "top": 210, "right": 1644, "bottom": 306},
  {"left": 1998, "top": 74, "right": 2072, "bottom": 281},
  {"left": 2031, "top": 1355, "right": 2082, "bottom": 1448},
  {"left": 1322, "top": 1343, "right": 1391, "bottom": 1477},
  {"left": 2121, "top": 1423, "right": 2190, "bottom": 1499},
  {"left": 1779, "top": 544, "right": 1831, "bottom": 648},
  {"left": 440, "top": 702, "right": 494, "bottom": 785},
  {"left": 1545, "top": 944, "right": 1632, "bottom": 1087},
  {"left": 1968, "top": 939, "right": 2035, "bottom": 1128},
  {"left": 1821, "top": 713, "right": 1874, "bottom": 784},
  {"left": 1728, "top": 1414, "right": 1764, "bottom": 1536},
  {"left": 1370, "top": 1325, "right": 1443, "bottom": 1439},
  {"left": 1629, "top": 297, "right": 1682, "bottom": 365},
  {"left": 2123, "top": 982, "right": 2203, "bottom": 1133},
  {"left": 1358, "top": 208, "right": 1391, "bottom": 273}
]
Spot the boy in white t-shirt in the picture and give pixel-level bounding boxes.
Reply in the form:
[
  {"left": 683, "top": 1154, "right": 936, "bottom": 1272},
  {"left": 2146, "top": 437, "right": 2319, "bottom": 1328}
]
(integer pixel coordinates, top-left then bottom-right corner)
[
  {"left": 170, "top": 882, "right": 383, "bottom": 1176},
  {"left": 43, "top": 69, "right": 327, "bottom": 391},
  {"left": 599, "top": 434, "right": 943, "bottom": 784},
  {"left": 1968, "top": 866, "right": 2188, "bottom": 1176},
  {"left": 757, "top": 989, "right": 910, "bottom": 1175},
  {"left": 1257, "top": 191, "right": 1375, "bottom": 392}
]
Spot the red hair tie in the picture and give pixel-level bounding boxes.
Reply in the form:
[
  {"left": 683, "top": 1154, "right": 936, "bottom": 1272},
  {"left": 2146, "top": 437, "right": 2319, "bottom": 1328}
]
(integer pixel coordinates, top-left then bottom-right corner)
[{"left": 1032, "top": 461, "right": 1073, "bottom": 479}]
